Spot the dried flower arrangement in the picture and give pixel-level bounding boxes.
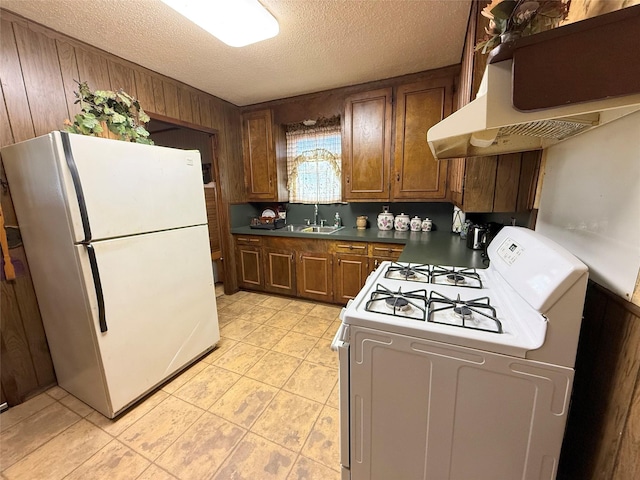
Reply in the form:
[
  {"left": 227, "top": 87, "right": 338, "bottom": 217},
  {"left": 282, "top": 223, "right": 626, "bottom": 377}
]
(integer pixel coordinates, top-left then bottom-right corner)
[{"left": 476, "top": 0, "right": 571, "bottom": 53}]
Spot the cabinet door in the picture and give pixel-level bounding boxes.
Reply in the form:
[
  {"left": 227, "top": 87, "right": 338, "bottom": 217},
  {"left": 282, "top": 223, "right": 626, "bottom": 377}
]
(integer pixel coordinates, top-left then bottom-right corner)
[
  {"left": 334, "top": 253, "right": 368, "bottom": 304},
  {"left": 393, "top": 80, "right": 452, "bottom": 200},
  {"left": 369, "top": 257, "right": 388, "bottom": 273},
  {"left": 296, "top": 252, "right": 333, "bottom": 303},
  {"left": 343, "top": 88, "right": 393, "bottom": 201},
  {"left": 369, "top": 243, "right": 403, "bottom": 273},
  {"left": 263, "top": 248, "right": 296, "bottom": 296},
  {"left": 204, "top": 187, "right": 221, "bottom": 259},
  {"left": 236, "top": 246, "right": 263, "bottom": 290},
  {"left": 242, "top": 109, "right": 276, "bottom": 201}
]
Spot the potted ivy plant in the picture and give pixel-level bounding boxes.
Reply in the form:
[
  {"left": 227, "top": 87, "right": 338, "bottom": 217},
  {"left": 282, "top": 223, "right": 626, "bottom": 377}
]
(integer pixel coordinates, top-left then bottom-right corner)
[
  {"left": 64, "top": 81, "right": 154, "bottom": 144},
  {"left": 476, "top": 0, "right": 570, "bottom": 54}
]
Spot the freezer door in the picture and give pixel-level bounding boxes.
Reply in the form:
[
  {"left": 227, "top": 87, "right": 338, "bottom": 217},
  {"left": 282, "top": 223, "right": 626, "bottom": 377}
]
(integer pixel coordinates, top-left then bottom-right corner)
[
  {"left": 77, "top": 224, "right": 219, "bottom": 416},
  {"left": 57, "top": 132, "right": 207, "bottom": 242}
]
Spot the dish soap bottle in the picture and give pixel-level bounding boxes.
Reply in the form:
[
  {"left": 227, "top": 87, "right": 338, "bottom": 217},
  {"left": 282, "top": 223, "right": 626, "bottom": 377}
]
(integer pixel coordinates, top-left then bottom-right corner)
[{"left": 334, "top": 212, "right": 341, "bottom": 227}]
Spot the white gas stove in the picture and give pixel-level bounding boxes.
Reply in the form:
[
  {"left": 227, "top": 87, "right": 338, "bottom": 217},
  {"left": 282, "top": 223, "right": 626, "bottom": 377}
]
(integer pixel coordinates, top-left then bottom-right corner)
[{"left": 332, "top": 227, "right": 588, "bottom": 480}]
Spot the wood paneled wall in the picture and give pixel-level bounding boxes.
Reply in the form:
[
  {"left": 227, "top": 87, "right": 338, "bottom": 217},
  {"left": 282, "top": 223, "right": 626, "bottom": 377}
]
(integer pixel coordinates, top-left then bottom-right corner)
[
  {"left": 559, "top": 283, "right": 640, "bottom": 479},
  {"left": 0, "top": 9, "right": 244, "bottom": 406}
]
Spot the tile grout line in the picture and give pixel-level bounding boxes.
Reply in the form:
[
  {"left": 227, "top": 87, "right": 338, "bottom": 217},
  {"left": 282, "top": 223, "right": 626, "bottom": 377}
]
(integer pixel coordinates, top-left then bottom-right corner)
[
  {"left": 1, "top": 400, "right": 93, "bottom": 477},
  {"left": 1, "top": 290, "right": 342, "bottom": 480}
]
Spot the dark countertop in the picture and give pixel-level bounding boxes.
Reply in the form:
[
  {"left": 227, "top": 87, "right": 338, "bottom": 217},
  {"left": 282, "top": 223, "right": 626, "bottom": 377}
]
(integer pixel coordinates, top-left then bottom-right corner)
[{"left": 231, "top": 226, "right": 487, "bottom": 269}]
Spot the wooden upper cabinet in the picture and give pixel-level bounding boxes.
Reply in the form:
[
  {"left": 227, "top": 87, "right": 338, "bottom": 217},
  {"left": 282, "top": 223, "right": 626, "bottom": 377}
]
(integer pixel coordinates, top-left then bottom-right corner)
[
  {"left": 393, "top": 79, "right": 452, "bottom": 200},
  {"left": 242, "top": 109, "right": 277, "bottom": 201},
  {"left": 342, "top": 88, "right": 393, "bottom": 201}
]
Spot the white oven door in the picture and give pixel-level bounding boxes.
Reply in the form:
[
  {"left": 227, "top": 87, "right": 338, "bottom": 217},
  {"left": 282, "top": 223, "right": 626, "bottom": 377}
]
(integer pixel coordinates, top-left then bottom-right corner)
[{"left": 349, "top": 324, "right": 573, "bottom": 480}]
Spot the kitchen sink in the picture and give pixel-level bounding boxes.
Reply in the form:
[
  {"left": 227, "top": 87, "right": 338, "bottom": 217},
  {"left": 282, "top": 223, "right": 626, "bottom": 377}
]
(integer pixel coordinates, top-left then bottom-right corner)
[{"left": 284, "top": 224, "right": 345, "bottom": 234}]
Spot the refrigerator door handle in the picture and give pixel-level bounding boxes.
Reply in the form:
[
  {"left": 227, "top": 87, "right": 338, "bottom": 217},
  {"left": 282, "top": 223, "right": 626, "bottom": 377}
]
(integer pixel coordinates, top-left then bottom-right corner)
[
  {"left": 86, "top": 243, "right": 107, "bottom": 332},
  {"left": 61, "top": 132, "right": 92, "bottom": 242}
]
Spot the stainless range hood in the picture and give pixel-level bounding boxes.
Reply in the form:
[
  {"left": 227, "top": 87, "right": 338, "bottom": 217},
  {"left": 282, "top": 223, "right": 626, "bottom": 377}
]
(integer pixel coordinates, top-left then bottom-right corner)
[{"left": 427, "top": 59, "right": 640, "bottom": 160}]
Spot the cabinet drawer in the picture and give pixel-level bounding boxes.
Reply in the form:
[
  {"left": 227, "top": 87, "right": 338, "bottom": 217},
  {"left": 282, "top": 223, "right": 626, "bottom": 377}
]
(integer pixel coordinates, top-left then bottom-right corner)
[
  {"left": 333, "top": 242, "right": 368, "bottom": 254},
  {"left": 235, "top": 235, "right": 263, "bottom": 246},
  {"left": 369, "top": 243, "right": 404, "bottom": 260}
]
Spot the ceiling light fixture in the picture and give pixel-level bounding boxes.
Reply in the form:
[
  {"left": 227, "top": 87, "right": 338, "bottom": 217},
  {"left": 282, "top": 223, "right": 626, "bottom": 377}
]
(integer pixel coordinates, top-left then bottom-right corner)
[{"left": 160, "top": 0, "right": 279, "bottom": 47}]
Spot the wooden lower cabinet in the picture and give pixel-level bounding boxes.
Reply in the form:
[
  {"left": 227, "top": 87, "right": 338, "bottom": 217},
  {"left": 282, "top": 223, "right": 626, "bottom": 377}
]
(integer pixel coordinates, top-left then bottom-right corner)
[
  {"left": 236, "top": 246, "right": 262, "bottom": 290},
  {"left": 369, "top": 242, "right": 404, "bottom": 272},
  {"left": 233, "top": 235, "right": 404, "bottom": 304},
  {"left": 296, "top": 252, "right": 333, "bottom": 303},
  {"left": 334, "top": 253, "right": 369, "bottom": 304},
  {"left": 263, "top": 248, "right": 296, "bottom": 296},
  {"left": 235, "top": 235, "right": 263, "bottom": 290}
]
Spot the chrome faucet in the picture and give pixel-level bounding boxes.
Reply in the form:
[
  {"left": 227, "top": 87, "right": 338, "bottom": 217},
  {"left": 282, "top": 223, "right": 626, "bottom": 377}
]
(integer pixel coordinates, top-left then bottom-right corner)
[{"left": 313, "top": 203, "right": 319, "bottom": 226}]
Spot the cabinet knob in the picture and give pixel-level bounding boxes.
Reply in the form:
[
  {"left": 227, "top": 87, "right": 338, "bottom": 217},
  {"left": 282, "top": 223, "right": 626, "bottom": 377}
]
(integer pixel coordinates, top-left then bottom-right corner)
[
  {"left": 396, "top": 173, "right": 400, "bottom": 181},
  {"left": 346, "top": 175, "right": 350, "bottom": 184}
]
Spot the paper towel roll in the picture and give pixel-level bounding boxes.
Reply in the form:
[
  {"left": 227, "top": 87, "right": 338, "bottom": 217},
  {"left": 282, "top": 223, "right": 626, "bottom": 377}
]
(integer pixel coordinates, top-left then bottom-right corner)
[{"left": 452, "top": 206, "right": 465, "bottom": 233}]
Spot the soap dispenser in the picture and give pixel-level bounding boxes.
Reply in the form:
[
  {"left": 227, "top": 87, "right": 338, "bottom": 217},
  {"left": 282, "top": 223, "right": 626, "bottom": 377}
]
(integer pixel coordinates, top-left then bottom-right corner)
[{"left": 334, "top": 212, "right": 341, "bottom": 227}]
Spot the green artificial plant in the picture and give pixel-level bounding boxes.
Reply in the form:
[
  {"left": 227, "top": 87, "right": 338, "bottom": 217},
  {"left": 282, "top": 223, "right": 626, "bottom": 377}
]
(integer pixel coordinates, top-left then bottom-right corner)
[
  {"left": 64, "top": 81, "right": 153, "bottom": 144},
  {"left": 476, "top": 0, "right": 570, "bottom": 54}
]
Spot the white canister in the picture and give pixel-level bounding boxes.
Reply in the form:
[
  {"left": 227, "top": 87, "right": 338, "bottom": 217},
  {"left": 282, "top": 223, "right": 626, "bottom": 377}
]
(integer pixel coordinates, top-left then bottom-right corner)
[
  {"left": 377, "top": 206, "right": 394, "bottom": 231},
  {"left": 421, "top": 218, "right": 433, "bottom": 232},
  {"left": 410, "top": 216, "right": 422, "bottom": 232},
  {"left": 394, "top": 213, "right": 410, "bottom": 231}
]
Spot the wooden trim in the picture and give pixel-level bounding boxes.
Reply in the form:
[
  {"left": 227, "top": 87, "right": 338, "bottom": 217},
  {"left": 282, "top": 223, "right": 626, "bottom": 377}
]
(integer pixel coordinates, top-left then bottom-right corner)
[{"left": 148, "top": 112, "right": 217, "bottom": 135}]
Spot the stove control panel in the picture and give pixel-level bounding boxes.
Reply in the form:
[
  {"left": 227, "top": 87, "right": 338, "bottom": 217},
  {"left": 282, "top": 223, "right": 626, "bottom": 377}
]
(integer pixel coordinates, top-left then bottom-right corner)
[{"left": 496, "top": 237, "right": 524, "bottom": 266}]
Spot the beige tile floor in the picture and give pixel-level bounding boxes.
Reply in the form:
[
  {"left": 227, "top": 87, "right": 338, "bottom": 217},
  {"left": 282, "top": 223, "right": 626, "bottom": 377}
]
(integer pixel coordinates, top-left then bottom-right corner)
[{"left": 0, "top": 286, "right": 342, "bottom": 480}]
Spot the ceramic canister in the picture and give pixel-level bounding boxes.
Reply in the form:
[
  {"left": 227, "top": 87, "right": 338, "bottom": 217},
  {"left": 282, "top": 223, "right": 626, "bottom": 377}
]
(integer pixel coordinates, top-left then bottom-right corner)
[
  {"left": 422, "top": 218, "right": 433, "bottom": 232},
  {"left": 394, "top": 213, "right": 410, "bottom": 231},
  {"left": 377, "top": 206, "right": 394, "bottom": 230},
  {"left": 410, "top": 216, "right": 422, "bottom": 232}
]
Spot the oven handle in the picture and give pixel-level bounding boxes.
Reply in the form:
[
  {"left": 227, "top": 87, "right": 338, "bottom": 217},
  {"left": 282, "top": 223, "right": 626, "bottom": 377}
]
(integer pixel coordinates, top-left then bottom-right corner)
[{"left": 332, "top": 323, "right": 350, "bottom": 469}]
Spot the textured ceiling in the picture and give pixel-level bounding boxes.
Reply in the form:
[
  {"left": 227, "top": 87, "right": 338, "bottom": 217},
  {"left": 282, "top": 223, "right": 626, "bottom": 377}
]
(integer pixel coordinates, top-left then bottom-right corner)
[{"left": 1, "top": 0, "right": 472, "bottom": 106}]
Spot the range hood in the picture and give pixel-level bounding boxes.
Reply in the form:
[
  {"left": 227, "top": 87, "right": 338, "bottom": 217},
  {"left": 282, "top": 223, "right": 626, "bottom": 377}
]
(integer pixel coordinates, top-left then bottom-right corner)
[
  {"left": 428, "top": 5, "right": 640, "bottom": 160},
  {"left": 427, "top": 59, "right": 640, "bottom": 159}
]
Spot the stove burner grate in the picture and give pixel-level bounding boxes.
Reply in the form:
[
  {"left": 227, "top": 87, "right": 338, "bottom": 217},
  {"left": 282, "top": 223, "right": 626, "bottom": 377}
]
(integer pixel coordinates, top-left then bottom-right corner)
[
  {"left": 427, "top": 291, "right": 503, "bottom": 333},
  {"left": 452, "top": 304, "right": 473, "bottom": 318},
  {"left": 447, "top": 274, "right": 466, "bottom": 285},
  {"left": 385, "top": 263, "right": 430, "bottom": 282},
  {"left": 385, "top": 296, "right": 410, "bottom": 310},
  {"left": 431, "top": 266, "right": 483, "bottom": 289},
  {"left": 365, "top": 284, "right": 428, "bottom": 320}
]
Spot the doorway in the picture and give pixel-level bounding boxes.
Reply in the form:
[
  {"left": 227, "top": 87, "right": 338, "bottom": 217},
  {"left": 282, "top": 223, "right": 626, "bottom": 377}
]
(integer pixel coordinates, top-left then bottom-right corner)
[{"left": 147, "top": 119, "right": 225, "bottom": 288}]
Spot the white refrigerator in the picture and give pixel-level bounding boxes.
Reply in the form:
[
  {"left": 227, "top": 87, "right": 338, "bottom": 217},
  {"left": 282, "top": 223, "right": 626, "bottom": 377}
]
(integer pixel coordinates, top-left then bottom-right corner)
[{"left": 1, "top": 131, "right": 220, "bottom": 418}]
